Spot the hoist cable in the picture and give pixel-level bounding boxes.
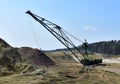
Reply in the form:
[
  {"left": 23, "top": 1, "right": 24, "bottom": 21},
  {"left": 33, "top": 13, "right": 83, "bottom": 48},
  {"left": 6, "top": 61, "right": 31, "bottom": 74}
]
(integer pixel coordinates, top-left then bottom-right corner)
[
  {"left": 27, "top": 16, "right": 40, "bottom": 48},
  {"left": 62, "top": 29, "right": 84, "bottom": 43}
]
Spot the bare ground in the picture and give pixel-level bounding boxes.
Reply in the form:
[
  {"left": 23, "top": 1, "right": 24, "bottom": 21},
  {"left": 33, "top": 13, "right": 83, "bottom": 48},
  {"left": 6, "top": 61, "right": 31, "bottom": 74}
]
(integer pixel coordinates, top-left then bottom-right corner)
[
  {"left": 0, "top": 62, "right": 120, "bottom": 84},
  {"left": 97, "top": 58, "right": 120, "bottom": 75}
]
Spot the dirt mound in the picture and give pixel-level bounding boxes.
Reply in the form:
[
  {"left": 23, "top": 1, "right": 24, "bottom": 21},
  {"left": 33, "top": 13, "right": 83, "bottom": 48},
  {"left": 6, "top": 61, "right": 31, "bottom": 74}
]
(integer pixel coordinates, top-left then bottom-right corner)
[
  {"left": 0, "top": 48, "right": 23, "bottom": 67},
  {"left": 0, "top": 38, "right": 31, "bottom": 75},
  {"left": 45, "top": 51, "right": 75, "bottom": 63},
  {"left": 0, "top": 38, "right": 11, "bottom": 48},
  {"left": 0, "top": 38, "right": 23, "bottom": 67},
  {"left": 0, "top": 38, "right": 54, "bottom": 75},
  {"left": 18, "top": 47, "right": 55, "bottom": 66}
]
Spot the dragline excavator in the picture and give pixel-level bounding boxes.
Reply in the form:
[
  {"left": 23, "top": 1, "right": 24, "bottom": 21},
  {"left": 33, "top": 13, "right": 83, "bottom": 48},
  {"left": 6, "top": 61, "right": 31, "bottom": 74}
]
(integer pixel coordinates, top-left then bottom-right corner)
[{"left": 26, "top": 10, "right": 102, "bottom": 65}]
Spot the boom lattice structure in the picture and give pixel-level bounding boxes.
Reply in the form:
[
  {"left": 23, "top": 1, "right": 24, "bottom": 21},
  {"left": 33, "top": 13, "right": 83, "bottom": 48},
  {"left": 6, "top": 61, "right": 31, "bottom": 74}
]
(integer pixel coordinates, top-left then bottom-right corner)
[{"left": 26, "top": 10, "right": 102, "bottom": 65}]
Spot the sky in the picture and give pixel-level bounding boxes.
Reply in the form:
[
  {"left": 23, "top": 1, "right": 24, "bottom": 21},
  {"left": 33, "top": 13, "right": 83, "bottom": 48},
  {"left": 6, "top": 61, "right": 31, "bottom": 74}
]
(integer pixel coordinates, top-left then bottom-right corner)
[{"left": 0, "top": 0, "right": 120, "bottom": 50}]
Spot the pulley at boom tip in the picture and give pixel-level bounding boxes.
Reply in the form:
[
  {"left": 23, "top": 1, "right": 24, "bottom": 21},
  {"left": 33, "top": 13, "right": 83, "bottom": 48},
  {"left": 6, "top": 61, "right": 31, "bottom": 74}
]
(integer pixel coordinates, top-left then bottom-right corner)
[{"left": 26, "top": 10, "right": 30, "bottom": 14}]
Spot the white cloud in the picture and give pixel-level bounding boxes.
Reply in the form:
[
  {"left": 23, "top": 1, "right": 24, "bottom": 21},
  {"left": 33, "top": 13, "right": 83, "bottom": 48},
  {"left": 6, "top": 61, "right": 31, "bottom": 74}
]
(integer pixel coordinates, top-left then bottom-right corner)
[{"left": 84, "top": 26, "right": 98, "bottom": 31}]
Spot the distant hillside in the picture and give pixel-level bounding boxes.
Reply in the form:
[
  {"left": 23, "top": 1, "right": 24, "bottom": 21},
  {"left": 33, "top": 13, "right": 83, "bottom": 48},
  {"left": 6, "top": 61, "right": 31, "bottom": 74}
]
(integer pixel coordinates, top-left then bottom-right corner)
[{"left": 87, "top": 40, "right": 120, "bottom": 55}]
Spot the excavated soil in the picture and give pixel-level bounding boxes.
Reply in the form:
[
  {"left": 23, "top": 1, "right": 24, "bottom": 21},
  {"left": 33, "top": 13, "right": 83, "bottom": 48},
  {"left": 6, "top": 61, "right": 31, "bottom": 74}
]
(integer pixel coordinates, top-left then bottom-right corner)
[{"left": 18, "top": 47, "right": 55, "bottom": 66}]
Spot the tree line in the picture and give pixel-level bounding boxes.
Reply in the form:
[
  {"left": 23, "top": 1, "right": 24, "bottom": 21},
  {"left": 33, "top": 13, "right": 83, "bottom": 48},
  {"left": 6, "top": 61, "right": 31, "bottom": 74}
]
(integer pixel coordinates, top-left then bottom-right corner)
[
  {"left": 46, "top": 40, "right": 120, "bottom": 55},
  {"left": 87, "top": 40, "right": 120, "bottom": 55}
]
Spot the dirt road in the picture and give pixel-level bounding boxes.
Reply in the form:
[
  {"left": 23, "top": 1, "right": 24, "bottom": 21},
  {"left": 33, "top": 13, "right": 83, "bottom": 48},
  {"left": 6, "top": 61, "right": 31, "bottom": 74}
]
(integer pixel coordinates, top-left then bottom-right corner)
[
  {"left": 103, "top": 59, "right": 120, "bottom": 63},
  {"left": 97, "top": 58, "right": 120, "bottom": 75}
]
